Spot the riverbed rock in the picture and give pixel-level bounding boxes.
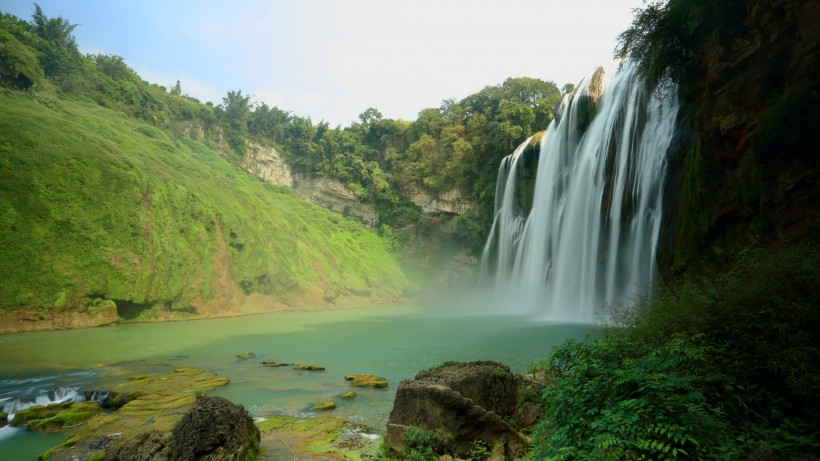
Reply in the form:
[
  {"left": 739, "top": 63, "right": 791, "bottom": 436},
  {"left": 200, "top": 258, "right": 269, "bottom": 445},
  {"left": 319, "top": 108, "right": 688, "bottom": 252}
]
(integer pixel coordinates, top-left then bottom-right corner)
[
  {"left": 9, "top": 401, "right": 100, "bottom": 431},
  {"left": 310, "top": 401, "right": 337, "bottom": 411},
  {"left": 167, "top": 396, "right": 260, "bottom": 461},
  {"left": 102, "top": 396, "right": 259, "bottom": 461},
  {"left": 104, "top": 429, "right": 169, "bottom": 461},
  {"left": 386, "top": 361, "right": 526, "bottom": 460},
  {"left": 41, "top": 367, "right": 230, "bottom": 461},
  {"left": 0, "top": 411, "right": 7, "bottom": 426},
  {"left": 256, "top": 415, "right": 381, "bottom": 460},
  {"left": 293, "top": 364, "right": 325, "bottom": 371},
  {"left": 261, "top": 360, "right": 290, "bottom": 368},
  {"left": 344, "top": 373, "right": 388, "bottom": 388}
]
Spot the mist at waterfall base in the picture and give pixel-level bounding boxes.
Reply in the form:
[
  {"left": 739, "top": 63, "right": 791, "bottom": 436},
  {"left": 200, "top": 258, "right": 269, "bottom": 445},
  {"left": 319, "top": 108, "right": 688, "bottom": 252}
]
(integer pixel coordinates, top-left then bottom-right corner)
[{"left": 478, "top": 61, "right": 679, "bottom": 323}]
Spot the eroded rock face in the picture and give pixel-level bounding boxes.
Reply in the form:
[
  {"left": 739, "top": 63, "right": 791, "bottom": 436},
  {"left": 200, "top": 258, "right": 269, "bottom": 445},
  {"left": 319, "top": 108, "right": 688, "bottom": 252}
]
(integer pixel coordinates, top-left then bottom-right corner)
[
  {"left": 291, "top": 173, "right": 378, "bottom": 227},
  {"left": 403, "top": 186, "right": 476, "bottom": 217},
  {"left": 386, "top": 361, "right": 526, "bottom": 460},
  {"left": 240, "top": 144, "right": 292, "bottom": 187}
]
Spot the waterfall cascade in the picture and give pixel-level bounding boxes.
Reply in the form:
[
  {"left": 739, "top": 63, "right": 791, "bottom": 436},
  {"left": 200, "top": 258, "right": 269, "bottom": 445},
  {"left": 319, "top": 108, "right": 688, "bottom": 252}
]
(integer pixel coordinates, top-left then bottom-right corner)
[{"left": 481, "top": 62, "right": 679, "bottom": 322}]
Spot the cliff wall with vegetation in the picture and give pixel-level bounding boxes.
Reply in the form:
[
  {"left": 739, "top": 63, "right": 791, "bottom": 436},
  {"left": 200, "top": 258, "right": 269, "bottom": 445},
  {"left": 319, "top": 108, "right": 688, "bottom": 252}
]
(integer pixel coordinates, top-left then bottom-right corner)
[{"left": 644, "top": 0, "right": 820, "bottom": 275}]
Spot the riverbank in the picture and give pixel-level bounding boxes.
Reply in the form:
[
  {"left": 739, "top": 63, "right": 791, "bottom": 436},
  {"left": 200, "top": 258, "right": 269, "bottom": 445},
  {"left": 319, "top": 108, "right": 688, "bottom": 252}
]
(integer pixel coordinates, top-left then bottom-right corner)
[{"left": 0, "top": 292, "right": 412, "bottom": 335}]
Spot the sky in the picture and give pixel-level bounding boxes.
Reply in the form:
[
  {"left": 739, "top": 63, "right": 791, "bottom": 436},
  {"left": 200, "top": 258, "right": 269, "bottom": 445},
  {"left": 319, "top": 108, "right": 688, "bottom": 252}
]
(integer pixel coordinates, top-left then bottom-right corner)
[{"left": 1, "top": 0, "right": 645, "bottom": 127}]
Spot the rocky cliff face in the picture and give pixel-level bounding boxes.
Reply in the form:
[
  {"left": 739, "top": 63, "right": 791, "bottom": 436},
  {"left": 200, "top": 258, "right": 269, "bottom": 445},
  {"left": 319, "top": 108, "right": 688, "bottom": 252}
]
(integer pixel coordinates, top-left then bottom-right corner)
[
  {"left": 291, "top": 174, "right": 378, "bottom": 227},
  {"left": 660, "top": 0, "right": 820, "bottom": 274},
  {"left": 240, "top": 143, "right": 378, "bottom": 227},
  {"left": 241, "top": 143, "right": 293, "bottom": 186},
  {"left": 403, "top": 185, "right": 476, "bottom": 216}
]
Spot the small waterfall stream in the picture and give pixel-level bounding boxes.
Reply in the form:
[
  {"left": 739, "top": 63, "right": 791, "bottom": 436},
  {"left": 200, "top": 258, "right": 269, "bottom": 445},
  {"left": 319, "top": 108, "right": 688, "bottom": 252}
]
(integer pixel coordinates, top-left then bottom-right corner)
[{"left": 481, "top": 62, "right": 679, "bottom": 322}]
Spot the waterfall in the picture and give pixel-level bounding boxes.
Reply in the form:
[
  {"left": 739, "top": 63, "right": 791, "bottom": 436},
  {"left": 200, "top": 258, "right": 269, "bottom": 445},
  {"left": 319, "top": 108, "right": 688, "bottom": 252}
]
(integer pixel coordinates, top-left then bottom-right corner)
[{"left": 480, "top": 62, "right": 679, "bottom": 322}]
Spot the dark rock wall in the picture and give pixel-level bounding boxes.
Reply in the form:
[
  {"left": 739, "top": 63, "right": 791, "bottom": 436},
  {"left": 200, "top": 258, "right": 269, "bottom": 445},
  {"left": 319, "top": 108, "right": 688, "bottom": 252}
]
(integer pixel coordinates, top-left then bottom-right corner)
[{"left": 660, "top": 0, "right": 820, "bottom": 276}]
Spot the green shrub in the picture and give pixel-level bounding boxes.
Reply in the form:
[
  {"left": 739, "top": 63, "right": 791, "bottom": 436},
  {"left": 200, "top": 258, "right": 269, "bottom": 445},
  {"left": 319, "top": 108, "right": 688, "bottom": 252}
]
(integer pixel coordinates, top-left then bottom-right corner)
[
  {"left": 533, "top": 333, "right": 731, "bottom": 460},
  {"left": 401, "top": 427, "right": 451, "bottom": 461},
  {"left": 532, "top": 244, "right": 820, "bottom": 460}
]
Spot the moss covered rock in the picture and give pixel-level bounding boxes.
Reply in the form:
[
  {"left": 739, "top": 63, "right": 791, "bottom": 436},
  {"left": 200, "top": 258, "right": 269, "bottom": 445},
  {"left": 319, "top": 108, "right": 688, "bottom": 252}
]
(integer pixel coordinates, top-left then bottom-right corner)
[
  {"left": 39, "top": 367, "right": 229, "bottom": 461},
  {"left": 310, "top": 402, "right": 336, "bottom": 411},
  {"left": 344, "top": 373, "right": 388, "bottom": 388},
  {"left": 294, "top": 364, "right": 325, "bottom": 371},
  {"left": 9, "top": 401, "right": 99, "bottom": 431}
]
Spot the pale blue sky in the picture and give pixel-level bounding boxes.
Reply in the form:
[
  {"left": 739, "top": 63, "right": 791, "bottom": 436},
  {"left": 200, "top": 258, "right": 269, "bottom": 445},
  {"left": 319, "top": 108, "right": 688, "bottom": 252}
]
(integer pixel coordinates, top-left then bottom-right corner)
[{"left": 1, "top": 0, "right": 644, "bottom": 126}]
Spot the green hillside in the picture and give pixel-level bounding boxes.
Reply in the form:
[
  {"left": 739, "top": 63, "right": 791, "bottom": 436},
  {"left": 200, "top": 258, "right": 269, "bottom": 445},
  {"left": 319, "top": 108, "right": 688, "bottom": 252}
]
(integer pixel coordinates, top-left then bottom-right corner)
[{"left": 0, "top": 89, "right": 411, "bottom": 324}]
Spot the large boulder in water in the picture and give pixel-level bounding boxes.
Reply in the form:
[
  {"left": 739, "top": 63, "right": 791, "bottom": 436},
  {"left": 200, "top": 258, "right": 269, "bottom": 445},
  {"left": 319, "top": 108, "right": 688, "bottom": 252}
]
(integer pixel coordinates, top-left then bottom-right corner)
[{"left": 386, "top": 361, "right": 526, "bottom": 460}]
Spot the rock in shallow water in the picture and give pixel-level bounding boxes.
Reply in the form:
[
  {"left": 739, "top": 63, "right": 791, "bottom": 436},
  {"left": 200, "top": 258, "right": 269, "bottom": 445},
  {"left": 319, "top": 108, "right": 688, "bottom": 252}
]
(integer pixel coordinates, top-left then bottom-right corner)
[{"left": 344, "top": 373, "right": 388, "bottom": 388}]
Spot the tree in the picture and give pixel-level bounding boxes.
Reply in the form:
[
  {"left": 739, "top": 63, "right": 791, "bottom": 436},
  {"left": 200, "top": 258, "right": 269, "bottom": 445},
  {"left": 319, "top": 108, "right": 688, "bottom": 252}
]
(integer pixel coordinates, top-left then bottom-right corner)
[
  {"left": 217, "top": 90, "right": 253, "bottom": 154},
  {"left": 30, "top": 3, "right": 80, "bottom": 80},
  {"left": 93, "top": 54, "right": 137, "bottom": 81},
  {"left": 171, "top": 79, "right": 182, "bottom": 96}
]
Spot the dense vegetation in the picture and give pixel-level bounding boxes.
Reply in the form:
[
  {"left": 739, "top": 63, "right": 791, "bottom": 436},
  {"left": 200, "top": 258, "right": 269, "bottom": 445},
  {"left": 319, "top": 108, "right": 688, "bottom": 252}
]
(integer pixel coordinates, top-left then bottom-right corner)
[
  {"left": 1, "top": 6, "right": 565, "bottom": 255},
  {"left": 0, "top": 7, "right": 412, "bottom": 317},
  {"left": 530, "top": 245, "right": 819, "bottom": 460}
]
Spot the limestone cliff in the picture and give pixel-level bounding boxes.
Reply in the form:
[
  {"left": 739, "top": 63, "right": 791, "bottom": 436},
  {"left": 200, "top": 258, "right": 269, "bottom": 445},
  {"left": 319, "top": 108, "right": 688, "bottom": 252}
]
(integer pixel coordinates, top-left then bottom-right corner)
[
  {"left": 659, "top": 0, "right": 820, "bottom": 275},
  {"left": 240, "top": 143, "right": 378, "bottom": 227},
  {"left": 291, "top": 173, "right": 378, "bottom": 227},
  {"left": 402, "top": 185, "right": 476, "bottom": 216},
  {"left": 241, "top": 142, "right": 293, "bottom": 186}
]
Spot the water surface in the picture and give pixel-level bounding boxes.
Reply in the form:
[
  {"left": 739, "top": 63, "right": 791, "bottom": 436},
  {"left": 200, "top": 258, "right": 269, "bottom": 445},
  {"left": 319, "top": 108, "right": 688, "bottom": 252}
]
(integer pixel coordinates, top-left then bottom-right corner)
[{"left": 0, "top": 303, "right": 592, "bottom": 458}]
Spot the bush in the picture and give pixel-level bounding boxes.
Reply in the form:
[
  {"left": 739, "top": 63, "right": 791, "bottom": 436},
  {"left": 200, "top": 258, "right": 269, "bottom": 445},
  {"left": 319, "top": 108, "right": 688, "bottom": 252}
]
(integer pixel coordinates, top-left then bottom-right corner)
[
  {"left": 531, "top": 244, "right": 820, "bottom": 460},
  {"left": 401, "top": 427, "right": 451, "bottom": 461}
]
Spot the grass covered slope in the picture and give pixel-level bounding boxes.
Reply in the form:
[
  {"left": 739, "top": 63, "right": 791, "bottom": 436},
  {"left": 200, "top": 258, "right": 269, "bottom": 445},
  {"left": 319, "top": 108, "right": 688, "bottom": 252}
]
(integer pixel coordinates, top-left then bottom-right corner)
[{"left": 0, "top": 89, "right": 411, "bottom": 330}]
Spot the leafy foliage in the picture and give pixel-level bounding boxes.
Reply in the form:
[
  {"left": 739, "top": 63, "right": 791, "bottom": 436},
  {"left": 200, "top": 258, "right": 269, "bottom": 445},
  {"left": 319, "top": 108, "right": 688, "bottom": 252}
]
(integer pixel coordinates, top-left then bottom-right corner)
[
  {"left": 615, "top": 0, "right": 745, "bottom": 96},
  {"left": 401, "top": 427, "right": 451, "bottom": 461},
  {"left": 531, "top": 245, "right": 820, "bottom": 460}
]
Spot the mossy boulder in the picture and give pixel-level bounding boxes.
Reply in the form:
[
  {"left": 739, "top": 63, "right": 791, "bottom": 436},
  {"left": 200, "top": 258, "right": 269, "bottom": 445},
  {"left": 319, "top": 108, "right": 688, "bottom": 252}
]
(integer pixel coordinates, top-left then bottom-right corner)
[
  {"left": 310, "top": 402, "right": 337, "bottom": 411},
  {"left": 294, "top": 364, "right": 325, "bottom": 371},
  {"left": 339, "top": 392, "right": 357, "bottom": 399},
  {"left": 0, "top": 410, "right": 8, "bottom": 426},
  {"left": 39, "top": 367, "right": 229, "bottom": 461},
  {"left": 9, "top": 401, "right": 100, "bottom": 431},
  {"left": 344, "top": 373, "right": 388, "bottom": 388},
  {"left": 235, "top": 352, "right": 256, "bottom": 360},
  {"left": 261, "top": 360, "right": 290, "bottom": 368}
]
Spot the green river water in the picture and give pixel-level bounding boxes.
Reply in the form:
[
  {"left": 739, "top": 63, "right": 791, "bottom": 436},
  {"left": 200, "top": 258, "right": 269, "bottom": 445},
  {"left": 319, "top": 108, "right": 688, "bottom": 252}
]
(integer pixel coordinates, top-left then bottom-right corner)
[{"left": 0, "top": 303, "right": 592, "bottom": 459}]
